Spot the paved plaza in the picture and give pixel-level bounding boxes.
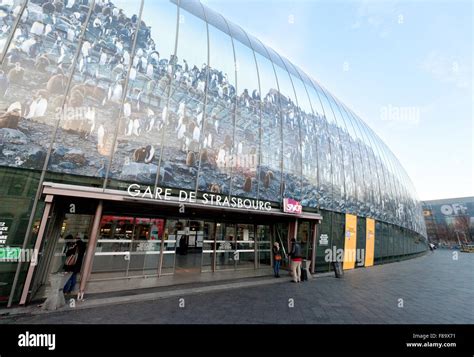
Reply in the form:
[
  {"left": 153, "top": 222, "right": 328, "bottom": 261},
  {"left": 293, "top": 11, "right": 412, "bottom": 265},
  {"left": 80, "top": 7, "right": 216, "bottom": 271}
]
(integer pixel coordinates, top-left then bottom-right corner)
[{"left": 2, "top": 249, "right": 473, "bottom": 324}]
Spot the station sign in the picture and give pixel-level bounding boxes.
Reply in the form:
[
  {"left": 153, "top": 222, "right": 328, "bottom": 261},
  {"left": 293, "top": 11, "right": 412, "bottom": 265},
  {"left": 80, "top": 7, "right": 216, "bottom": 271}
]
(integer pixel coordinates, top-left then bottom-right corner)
[
  {"left": 127, "top": 184, "right": 273, "bottom": 212},
  {"left": 283, "top": 198, "right": 302, "bottom": 214}
]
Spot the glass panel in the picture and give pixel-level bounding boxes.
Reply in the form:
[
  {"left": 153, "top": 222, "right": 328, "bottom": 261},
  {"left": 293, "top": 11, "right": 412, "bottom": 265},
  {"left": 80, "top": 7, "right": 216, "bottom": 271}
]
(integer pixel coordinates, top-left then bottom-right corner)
[
  {"left": 215, "top": 223, "right": 235, "bottom": 270},
  {"left": 130, "top": 218, "right": 164, "bottom": 276},
  {"left": 0, "top": 0, "right": 92, "bottom": 174},
  {"left": 201, "top": 221, "right": 215, "bottom": 272},
  {"left": 339, "top": 103, "right": 371, "bottom": 217},
  {"left": 345, "top": 109, "right": 380, "bottom": 219},
  {"left": 231, "top": 36, "right": 260, "bottom": 199},
  {"left": 46, "top": 1, "right": 141, "bottom": 185},
  {"left": 363, "top": 124, "right": 389, "bottom": 223},
  {"left": 92, "top": 215, "right": 135, "bottom": 279},
  {"left": 195, "top": 19, "right": 234, "bottom": 195},
  {"left": 161, "top": 219, "right": 178, "bottom": 274},
  {"left": 49, "top": 214, "right": 92, "bottom": 275},
  {"left": 304, "top": 80, "right": 332, "bottom": 209},
  {"left": 274, "top": 222, "right": 289, "bottom": 265},
  {"left": 108, "top": 1, "right": 177, "bottom": 188},
  {"left": 378, "top": 138, "right": 399, "bottom": 225},
  {"left": 160, "top": 7, "right": 207, "bottom": 190},
  {"left": 256, "top": 224, "right": 271, "bottom": 267},
  {"left": 92, "top": 215, "right": 164, "bottom": 278},
  {"left": 297, "top": 220, "right": 311, "bottom": 260},
  {"left": 0, "top": 0, "right": 25, "bottom": 55},
  {"left": 288, "top": 72, "right": 319, "bottom": 208},
  {"left": 174, "top": 220, "right": 203, "bottom": 274},
  {"left": 272, "top": 60, "right": 302, "bottom": 201},
  {"left": 311, "top": 81, "right": 343, "bottom": 211},
  {"left": 350, "top": 112, "right": 383, "bottom": 219},
  {"left": 235, "top": 224, "right": 254, "bottom": 269},
  {"left": 253, "top": 51, "right": 282, "bottom": 203},
  {"left": 325, "top": 93, "right": 355, "bottom": 213}
]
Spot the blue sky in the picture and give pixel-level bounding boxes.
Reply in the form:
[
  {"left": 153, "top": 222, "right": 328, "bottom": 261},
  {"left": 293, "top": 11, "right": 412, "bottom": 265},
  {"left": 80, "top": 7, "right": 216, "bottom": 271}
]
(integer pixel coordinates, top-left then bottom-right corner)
[{"left": 202, "top": 0, "right": 473, "bottom": 200}]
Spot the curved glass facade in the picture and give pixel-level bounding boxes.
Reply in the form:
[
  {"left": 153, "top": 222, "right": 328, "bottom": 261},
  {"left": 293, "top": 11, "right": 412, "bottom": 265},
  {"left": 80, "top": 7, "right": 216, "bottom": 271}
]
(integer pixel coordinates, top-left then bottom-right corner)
[{"left": 0, "top": 0, "right": 427, "bottom": 237}]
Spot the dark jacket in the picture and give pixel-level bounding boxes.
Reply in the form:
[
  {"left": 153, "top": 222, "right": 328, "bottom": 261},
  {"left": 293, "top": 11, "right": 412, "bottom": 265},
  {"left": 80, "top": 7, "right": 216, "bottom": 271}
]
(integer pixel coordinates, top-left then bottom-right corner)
[
  {"left": 64, "top": 239, "right": 86, "bottom": 274},
  {"left": 272, "top": 245, "right": 281, "bottom": 258},
  {"left": 289, "top": 242, "right": 302, "bottom": 259}
]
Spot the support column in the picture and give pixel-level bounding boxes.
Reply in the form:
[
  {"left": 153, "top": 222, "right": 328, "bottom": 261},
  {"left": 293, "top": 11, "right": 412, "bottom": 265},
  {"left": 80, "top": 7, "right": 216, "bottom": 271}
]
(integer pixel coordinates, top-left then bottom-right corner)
[
  {"left": 287, "top": 218, "right": 298, "bottom": 262},
  {"left": 78, "top": 200, "right": 103, "bottom": 299},
  {"left": 311, "top": 221, "right": 319, "bottom": 274},
  {"left": 19, "top": 195, "right": 54, "bottom": 305},
  {"left": 288, "top": 219, "right": 298, "bottom": 242}
]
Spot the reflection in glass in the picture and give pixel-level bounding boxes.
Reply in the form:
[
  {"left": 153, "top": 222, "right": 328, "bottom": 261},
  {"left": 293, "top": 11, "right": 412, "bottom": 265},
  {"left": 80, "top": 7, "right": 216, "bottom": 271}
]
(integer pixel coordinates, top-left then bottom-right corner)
[
  {"left": 0, "top": 0, "right": 26, "bottom": 56},
  {"left": 253, "top": 51, "right": 282, "bottom": 203},
  {"left": 109, "top": 1, "right": 177, "bottom": 187},
  {"left": 231, "top": 37, "right": 260, "bottom": 199},
  {"left": 160, "top": 7, "right": 208, "bottom": 191},
  {"left": 1, "top": 0, "right": 93, "bottom": 173},
  {"left": 195, "top": 18, "right": 234, "bottom": 195}
]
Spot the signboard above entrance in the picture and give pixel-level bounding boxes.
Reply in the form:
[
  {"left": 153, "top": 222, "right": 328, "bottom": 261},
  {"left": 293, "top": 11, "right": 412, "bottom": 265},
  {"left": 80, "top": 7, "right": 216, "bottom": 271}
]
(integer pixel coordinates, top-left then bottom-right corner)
[
  {"left": 127, "top": 184, "right": 273, "bottom": 212},
  {"left": 283, "top": 198, "right": 302, "bottom": 214}
]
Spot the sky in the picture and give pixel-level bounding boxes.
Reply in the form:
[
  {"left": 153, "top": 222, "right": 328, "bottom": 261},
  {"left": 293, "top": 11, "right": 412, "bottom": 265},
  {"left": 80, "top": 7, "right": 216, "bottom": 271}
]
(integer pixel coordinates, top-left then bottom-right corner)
[{"left": 201, "top": 0, "right": 473, "bottom": 201}]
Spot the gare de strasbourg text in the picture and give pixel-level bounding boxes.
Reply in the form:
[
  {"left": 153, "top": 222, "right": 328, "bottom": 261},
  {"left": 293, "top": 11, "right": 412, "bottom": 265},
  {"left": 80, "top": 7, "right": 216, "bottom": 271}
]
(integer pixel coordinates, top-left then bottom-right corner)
[{"left": 127, "top": 184, "right": 273, "bottom": 211}]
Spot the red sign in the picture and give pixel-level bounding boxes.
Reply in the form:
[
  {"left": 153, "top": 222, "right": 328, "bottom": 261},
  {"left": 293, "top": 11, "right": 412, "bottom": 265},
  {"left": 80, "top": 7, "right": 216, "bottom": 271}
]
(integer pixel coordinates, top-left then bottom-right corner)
[{"left": 283, "top": 198, "right": 302, "bottom": 214}]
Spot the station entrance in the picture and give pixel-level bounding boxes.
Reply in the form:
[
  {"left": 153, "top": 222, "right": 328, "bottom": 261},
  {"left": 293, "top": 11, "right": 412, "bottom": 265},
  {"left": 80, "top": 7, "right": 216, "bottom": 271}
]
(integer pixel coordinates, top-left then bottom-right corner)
[{"left": 19, "top": 182, "right": 321, "bottom": 304}]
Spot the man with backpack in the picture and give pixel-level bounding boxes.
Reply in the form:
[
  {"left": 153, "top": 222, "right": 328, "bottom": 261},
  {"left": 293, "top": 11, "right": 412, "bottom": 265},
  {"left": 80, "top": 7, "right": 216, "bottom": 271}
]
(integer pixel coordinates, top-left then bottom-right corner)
[{"left": 288, "top": 238, "right": 303, "bottom": 283}]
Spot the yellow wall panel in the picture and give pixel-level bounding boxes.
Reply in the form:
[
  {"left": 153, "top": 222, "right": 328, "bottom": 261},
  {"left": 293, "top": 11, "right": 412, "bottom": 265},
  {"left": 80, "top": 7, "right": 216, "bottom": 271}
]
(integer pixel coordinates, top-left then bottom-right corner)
[
  {"left": 343, "top": 214, "right": 357, "bottom": 270},
  {"left": 365, "top": 218, "right": 375, "bottom": 267}
]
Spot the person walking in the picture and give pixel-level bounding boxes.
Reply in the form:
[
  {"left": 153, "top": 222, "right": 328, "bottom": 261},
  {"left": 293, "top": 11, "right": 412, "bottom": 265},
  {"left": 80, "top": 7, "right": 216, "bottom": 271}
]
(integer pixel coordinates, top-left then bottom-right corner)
[
  {"left": 288, "top": 238, "right": 302, "bottom": 283},
  {"left": 272, "top": 242, "right": 282, "bottom": 278},
  {"left": 63, "top": 236, "right": 87, "bottom": 295}
]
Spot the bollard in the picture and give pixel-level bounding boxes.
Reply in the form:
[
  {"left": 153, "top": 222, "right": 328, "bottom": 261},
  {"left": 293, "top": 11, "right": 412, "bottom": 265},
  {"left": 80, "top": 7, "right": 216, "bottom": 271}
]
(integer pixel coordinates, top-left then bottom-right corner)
[
  {"left": 41, "top": 272, "right": 72, "bottom": 310},
  {"left": 302, "top": 259, "right": 312, "bottom": 281},
  {"left": 332, "top": 261, "right": 344, "bottom": 278}
]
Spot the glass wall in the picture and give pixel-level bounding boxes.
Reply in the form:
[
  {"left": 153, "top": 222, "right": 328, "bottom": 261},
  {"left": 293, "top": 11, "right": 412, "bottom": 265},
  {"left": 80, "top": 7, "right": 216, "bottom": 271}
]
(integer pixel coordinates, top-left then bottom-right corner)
[
  {"left": 0, "top": 0, "right": 431, "bottom": 301},
  {"left": 160, "top": 3, "right": 208, "bottom": 191},
  {"left": 0, "top": 0, "right": 428, "bottom": 237},
  {"left": 230, "top": 24, "right": 260, "bottom": 199},
  {"left": 0, "top": 0, "right": 26, "bottom": 56},
  {"left": 253, "top": 47, "right": 282, "bottom": 203},
  {"left": 311, "top": 81, "right": 345, "bottom": 212},
  {"left": 268, "top": 49, "right": 302, "bottom": 201},
  {"left": 302, "top": 73, "right": 333, "bottom": 209},
  {"left": 0, "top": 167, "right": 41, "bottom": 303},
  {"left": 288, "top": 68, "right": 319, "bottom": 208},
  {"left": 108, "top": 1, "right": 176, "bottom": 188},
  {"left": 52, "top": 1, "right": 143, "bottom": 187},
  {"left": 1, "top": 0, "right": 92, "bottom": 174}
]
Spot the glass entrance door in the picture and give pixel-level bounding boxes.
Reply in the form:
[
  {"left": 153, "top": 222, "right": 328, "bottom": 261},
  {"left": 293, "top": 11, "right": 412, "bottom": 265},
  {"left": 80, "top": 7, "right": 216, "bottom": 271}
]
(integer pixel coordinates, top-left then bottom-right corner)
[
  {"left": 168, "top": 219, "right": 205, "bottom": 274},
  {"left": 91, "top": 216, "right": 164, "bottom": 280},
  {"left": 215, "top": 223, "right": 236, "bottom": 270},
  {"left": 256, "top": 225, "right": 272, "bottom": 268},
  {"left": 214, "top": 223, "right": 260, "bottom": 271},
  {"left": 235, "top": 224, "right": 256, "bottom": 269}
]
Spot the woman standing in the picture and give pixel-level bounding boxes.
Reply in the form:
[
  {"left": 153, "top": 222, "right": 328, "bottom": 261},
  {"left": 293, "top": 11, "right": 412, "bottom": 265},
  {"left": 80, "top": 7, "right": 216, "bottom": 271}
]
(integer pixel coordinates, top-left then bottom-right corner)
[
  {"left": 63, "top": 236, "right": 87, "bottom": 295},
  {"left": 272, "top": 242, "right": 282, "bottom": 278}
]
